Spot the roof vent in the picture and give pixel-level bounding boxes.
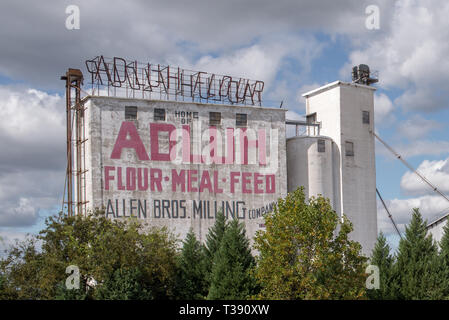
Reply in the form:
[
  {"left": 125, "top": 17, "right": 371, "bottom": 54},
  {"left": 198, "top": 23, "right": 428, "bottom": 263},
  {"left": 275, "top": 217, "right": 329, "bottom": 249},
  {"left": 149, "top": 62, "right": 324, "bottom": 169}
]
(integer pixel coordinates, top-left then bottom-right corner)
[{"left": 351, "top": 64, "right": 378, "bottom": 85}]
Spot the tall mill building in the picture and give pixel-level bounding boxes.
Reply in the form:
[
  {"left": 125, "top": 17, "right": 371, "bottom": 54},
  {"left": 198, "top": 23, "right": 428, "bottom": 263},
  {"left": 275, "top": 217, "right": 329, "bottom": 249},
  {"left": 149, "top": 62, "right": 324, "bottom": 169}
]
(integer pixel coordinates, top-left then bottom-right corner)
[
  {"left": 64, "top": 58, "right": 378, "bottom": 255},
  {"left": 288, "top": 79, "right": 377, "bottom": 255}
]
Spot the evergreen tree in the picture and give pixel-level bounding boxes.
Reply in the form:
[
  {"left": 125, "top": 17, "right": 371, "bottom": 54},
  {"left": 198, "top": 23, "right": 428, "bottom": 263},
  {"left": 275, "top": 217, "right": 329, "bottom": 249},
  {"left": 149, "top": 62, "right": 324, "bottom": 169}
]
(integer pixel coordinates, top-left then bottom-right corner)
[
  {"left": 176, "top": 230, "right": 208, "bottom": 299},
  {"left": 367, "top": 232, "right": 395, "bottom": 300},
  {"left": 204, "top": 211, "right": 227, "bottom": 283},
  {"left": 94, "top": 267, "right": 151, "bottom": 300},
  {"left": 207, "top": 219, "right": 256, "bottom": 300},
  {"left": 394, "top": 208, "right": 442, "bottom": 299},
  {"left": 438, "top": 219, "right": 449, "bottom": 298}
]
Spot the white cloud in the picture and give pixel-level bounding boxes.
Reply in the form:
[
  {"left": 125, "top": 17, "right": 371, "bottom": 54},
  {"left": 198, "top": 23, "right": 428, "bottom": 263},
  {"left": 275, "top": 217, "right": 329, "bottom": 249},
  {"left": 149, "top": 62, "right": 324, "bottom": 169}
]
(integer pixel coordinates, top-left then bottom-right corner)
[
  {"left": 0, "top": 230, "right": 31, "bottom": 254},
  {"left": 374, "top": 93, "right": 394, "bottom": 125},
  {"left": 379, "top": 156, "right": 449, "bottom": 240},
  {"left": 376, "top": 156, "right": 449, "bottom": 240},
  {"left": 187, "top": 35, "right": 325, "bottom": 106},
  {"left": 346, "top": 0, "right": 449, "bottom": 112},
  {"left": 397, "top": 115, "right": 441, "bottom": 140},
  {"left": 378, "top": 194, "right": 449, "bottom": 237},
  {"left": 0, "top": 0, "right": 396, "bottom": 90},
  {"left": 0, "top": 87, "right": 61, "bottom": 146},
  {"left": 295, "top": 82, "right": 321, "bottom": 109},
  {"left": 0, "top": 198, "right": 37, "bottom": 227},
  {"left": 401, "top": 158, "right": 449, "bottom": 196},
  {"left": 192, "top": 44, "right": 282, "bottom": 86},
  {"left": 0, "top": 86, "right": 65, "bottom": 227},
  {"left": 286, "top": 110, "right": 304, "bottom": 121},
  {"left": 376, "top": 138, "right": 449, "bottom": 159},
  {"left": 396, "top": 140, "right": 449, "bottom": 158}
]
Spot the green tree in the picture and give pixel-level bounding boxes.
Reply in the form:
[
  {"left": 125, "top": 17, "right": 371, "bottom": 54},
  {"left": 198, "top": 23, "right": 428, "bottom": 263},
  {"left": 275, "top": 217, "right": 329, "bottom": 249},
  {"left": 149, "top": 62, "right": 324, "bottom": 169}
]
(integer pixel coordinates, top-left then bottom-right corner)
[
  {"left": 176, "top": 230, "right": 208, "bottom": 299},
  {"left": 254, "top": 187, "right": 368, "bottom": 300},
  {"left": 0, "top": 211, "right": 179, "bottom": 300},
  {"left": 394, "top": 208, "right": 442, "bottom": 299},
  {"left": 54, "top": 279, "right": 90, "bottom": 300},
  {"left": 204, "top": 211, "right": 227, "bottom": 261},
  {"left": 0, "top": 237, "right": 48, "bottom": 299},
  {"left": 204, "top": 211, "right": 227, "bottom": 283},
  {"left": 94, "top": 267, "right": 151, "bottom": 300},
  {"left": 0, "top": 272, "right": 16, "bottom": 300},
  {"left": 367, "top": 232, "right": 395, "bottom": 300},
  {"left": 439, "top": 220, "right": 449, "bottom": 298},
  {"left": 207, "top": 218, "right": 256, "bottom": 300}
]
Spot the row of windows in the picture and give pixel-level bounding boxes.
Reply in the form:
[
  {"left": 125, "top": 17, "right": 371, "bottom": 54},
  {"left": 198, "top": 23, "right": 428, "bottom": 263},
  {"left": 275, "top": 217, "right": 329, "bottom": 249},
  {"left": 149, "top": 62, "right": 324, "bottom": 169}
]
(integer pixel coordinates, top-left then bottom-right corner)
[
  {"left": 126, "top": 106, "right": 361, "bottom": 157},
  {"left": 208, "top": 112, "right": 249, "bottom": 126},
  {"left": 317, "top": 139, "right": 354, "bottom": 157},
  {"left": 312, "top": 110, "right": 368, "bottom": 156},
  {"left": 307, "top": 111, "right": 370, "bottom": 125},
  {"left": 124, "top": 106, "right": 248, "bottom": 126},
  {"left": 128, "top": 107, "right": 370, "bottom": 126},
  {"left": 126, "top": 106, "right": 166, "bottom": 121}
]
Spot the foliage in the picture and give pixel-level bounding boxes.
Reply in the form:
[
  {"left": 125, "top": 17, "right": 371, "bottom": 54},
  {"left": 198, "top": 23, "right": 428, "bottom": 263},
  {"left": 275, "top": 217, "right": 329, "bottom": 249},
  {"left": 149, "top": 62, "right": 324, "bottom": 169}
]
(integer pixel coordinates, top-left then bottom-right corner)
[
  {"left": 438, "top": 219, "right": 449, "bottom": 298},
  {"left": 54, "top": 279, "right": 90, "bottom": 300},
  {"left": 207, "top": 219, "right": 257, "bottom": 300},
  {"left": 94, "top": 267, "right": 152, "bottom": 300},
  {"left": 367, "top": 232, "right": 395, "bottom": 300},
  {"left": 175, "top": 230, "right": 208, "bottom": 300},
  {"left": 253, "top": 187, "right": 368, "bottom": 300},
  {"left": 0, "top": 272, "right": 16, "bottom": 300},
  {"left": 204, "top": 211, "right": 227, "bottom": 283},
  {"left": 0, "top": 210, "right": 178, "bottom": 300},
  {"left": 393, "top": 209, "right": 442, "bottom": 299},
  {"left": 7, "top": 193, "right": 449, "bottom": 300}
]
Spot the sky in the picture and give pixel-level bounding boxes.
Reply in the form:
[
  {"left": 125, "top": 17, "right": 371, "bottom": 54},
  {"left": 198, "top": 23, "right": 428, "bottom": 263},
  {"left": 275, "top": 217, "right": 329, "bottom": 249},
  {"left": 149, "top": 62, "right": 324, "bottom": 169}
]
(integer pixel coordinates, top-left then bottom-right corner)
[{"left": 1, "top": 0, "right": 449, "bottom": 253}]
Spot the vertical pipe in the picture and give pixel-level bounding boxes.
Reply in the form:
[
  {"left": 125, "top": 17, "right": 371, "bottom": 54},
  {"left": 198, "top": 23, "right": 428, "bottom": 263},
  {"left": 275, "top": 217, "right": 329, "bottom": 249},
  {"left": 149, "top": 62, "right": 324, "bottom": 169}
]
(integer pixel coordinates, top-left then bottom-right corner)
[
  {"left": 75, "top": 79, "right": 82, "bottom": 216},
  {"left": 66, "top": 74, "right": 73, "bottom": 216},
  {"left": 62, "top": 69, "right": 83, "bottom": 217}
]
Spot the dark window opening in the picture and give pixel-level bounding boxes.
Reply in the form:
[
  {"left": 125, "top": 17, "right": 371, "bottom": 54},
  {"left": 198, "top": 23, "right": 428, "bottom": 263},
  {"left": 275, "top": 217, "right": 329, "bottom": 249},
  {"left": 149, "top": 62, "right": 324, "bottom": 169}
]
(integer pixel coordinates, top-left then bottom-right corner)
[
  {"left": 318, "top": 139, "right": 325, "bottom": 153},
  {"left": 125, "top": 106, "right": 137, "bottom": 120},
  {"left": 154, "top": 108, "right": 166, "bottom": 121},
  {"left": 209, "top": 112, "right": 221, "bottom": 126},
  {"left": 362, "top": 110, "right": 370, "bottom": 124},
  {"left": 236, "top": 113, "right": 247, "bottom": 126},
  {"left": 345, "top": 141, "right": 354, "bottom": 156}
]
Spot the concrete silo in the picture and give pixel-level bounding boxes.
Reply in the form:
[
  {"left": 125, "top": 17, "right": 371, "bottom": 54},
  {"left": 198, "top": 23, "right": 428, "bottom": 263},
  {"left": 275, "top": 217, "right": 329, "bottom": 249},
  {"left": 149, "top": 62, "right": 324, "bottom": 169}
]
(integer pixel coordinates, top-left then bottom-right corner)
[{"left": 287, "top": 80, "right": 377, "bottom": 255}]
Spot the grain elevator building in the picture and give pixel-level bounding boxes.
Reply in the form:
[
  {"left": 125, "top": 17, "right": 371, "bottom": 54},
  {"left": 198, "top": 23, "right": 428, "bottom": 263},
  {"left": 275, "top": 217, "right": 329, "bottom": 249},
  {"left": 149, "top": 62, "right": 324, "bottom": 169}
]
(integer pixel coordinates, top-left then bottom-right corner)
[{"left": 64, "top": 58, "right": 378, "bottom": 255}]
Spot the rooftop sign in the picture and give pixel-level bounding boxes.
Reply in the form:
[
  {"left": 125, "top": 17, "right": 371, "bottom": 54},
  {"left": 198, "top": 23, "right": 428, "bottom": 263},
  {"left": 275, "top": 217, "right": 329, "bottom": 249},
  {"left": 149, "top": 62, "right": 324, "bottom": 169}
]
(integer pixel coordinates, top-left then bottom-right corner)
[{"left": 85, "top": 55, "right": 265, "bottom": 106}]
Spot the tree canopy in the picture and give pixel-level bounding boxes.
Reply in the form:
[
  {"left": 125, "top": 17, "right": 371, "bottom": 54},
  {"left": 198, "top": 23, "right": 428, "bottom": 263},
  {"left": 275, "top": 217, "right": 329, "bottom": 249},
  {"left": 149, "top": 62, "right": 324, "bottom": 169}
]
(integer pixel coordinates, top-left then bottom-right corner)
[
  {"left": 0, "top": 211, "right": 178, "bottom": 300},
  {"left": 393, "top": 209, "right": 442, "bottom": 299},
  {"left": 253, "top": 187, "right": 368, "bottom": 300},
  {"left": 207, "top": 218, "right": 257, "bottom": 300},
  {"left": 175, "top": 229, "right": 208, "bottom": 300}
]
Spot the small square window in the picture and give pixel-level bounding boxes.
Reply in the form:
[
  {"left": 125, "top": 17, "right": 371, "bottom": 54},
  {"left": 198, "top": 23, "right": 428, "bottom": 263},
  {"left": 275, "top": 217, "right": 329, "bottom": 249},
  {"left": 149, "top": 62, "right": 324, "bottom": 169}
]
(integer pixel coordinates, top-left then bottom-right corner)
[
  {"left": 236, "top": 113, "right": 247, "bottom": 127},
  {"left": 317, "top": 139, "right": 325, "bottom": 153},
  {"left": 345, "top": 141, "right": 354, "bottom": 157},
  {"left": 125, "top": 106, "right": 137, "bottom": 120},
  {"left": 306, "top": 112, "right": 317, "bottom": 124},
  {"left": 362, "top": 111, "right": 370, "bottom": 124},
  {"left": 209, "top": 112, "right": 221, "bottom": 126},
  {"left": 154, "top": 108, "right": 166, "bottom": 121}
]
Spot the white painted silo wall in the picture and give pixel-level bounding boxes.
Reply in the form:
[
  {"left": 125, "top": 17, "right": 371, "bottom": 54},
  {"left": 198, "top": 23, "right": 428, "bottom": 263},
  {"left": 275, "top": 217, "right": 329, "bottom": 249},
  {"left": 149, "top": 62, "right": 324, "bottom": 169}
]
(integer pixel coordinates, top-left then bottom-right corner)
[
  {"left": 287, "top": 136, "right": 335, "bottom": 206},
  {"left": 286, "top": 136, "right": 309, "bottom": 196},
  {"left": 302, "top": 81, "right": 378, "bottom": 256}
]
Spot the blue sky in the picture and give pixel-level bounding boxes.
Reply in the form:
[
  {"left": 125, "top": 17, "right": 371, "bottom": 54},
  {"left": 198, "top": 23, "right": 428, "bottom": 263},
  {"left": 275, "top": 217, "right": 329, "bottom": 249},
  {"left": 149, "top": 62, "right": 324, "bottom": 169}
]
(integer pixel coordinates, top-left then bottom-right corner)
[{"left": 1, "top": 0, "right": 449, "bottom": 253}]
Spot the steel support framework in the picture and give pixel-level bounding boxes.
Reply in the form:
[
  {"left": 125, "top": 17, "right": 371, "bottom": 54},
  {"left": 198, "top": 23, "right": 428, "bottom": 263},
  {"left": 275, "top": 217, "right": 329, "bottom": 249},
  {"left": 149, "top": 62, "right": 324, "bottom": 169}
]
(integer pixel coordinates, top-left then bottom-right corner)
[{"left": 61, "top": 69, "right": 87, "bottom": 216}]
